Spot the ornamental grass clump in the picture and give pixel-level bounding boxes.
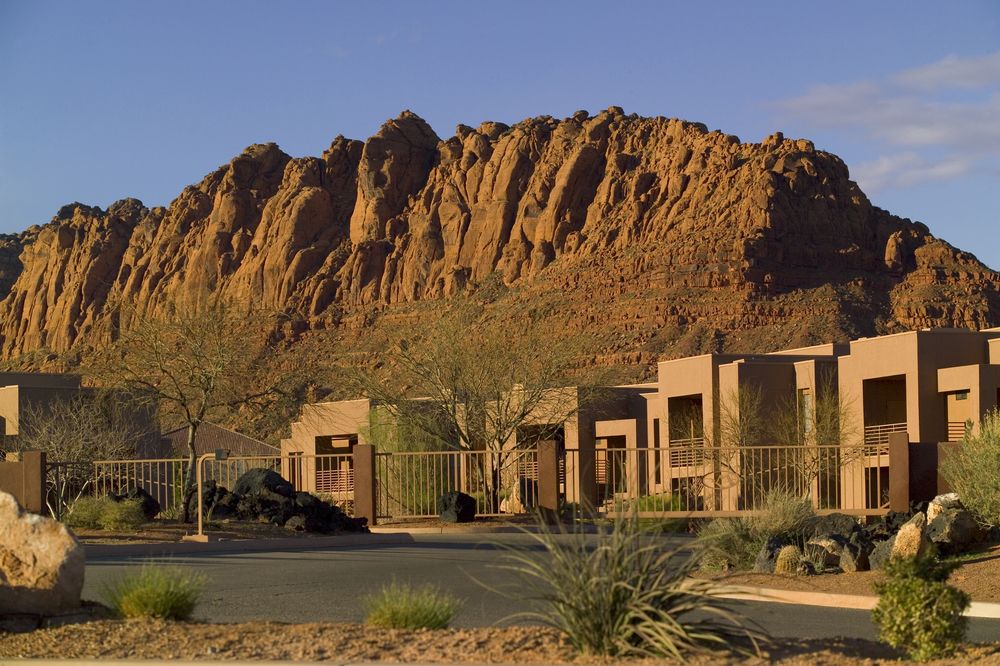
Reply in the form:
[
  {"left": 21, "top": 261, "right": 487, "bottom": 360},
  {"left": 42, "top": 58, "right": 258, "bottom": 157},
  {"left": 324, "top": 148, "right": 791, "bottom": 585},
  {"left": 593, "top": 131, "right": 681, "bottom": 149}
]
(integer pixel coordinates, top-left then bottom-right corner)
[
  {"left": 363, "top": 581, "right": 460, "bottom": 630},
  {"left": 697, "top": 489, "right": 814, "bottom": 571},
  {"left": 498, "top": 513, "right": 765, "bottom": 659},
  {"left": 872, "top": 554, "right": 969, "bottom": 661},
  {"left": 102, "top": 565, "right": 206, "bottom": 620}
]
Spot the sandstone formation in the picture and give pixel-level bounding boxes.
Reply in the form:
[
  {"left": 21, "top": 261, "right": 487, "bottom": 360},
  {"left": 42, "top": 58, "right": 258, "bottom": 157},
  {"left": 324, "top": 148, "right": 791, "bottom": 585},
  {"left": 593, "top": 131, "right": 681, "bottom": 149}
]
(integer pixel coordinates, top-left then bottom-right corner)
[
  {"left": 0, "top": 491, "right": 85, "bottom": 615},
  {"left": 0, "top": 108, "right": 997, "bottom": 367}
]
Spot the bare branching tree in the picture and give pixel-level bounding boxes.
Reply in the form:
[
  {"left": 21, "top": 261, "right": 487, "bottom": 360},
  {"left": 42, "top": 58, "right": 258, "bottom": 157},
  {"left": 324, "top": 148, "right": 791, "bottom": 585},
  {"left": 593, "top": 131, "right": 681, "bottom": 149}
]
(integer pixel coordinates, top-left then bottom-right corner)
[
  {"left": 355, "top": 301, "right": 602, "bottom": 507},
  {"left": 92, "top": 301, "right": 307, "bottom": 522},
  {"left": 10, "top": 392, "right": 158, "bottom": 517}
]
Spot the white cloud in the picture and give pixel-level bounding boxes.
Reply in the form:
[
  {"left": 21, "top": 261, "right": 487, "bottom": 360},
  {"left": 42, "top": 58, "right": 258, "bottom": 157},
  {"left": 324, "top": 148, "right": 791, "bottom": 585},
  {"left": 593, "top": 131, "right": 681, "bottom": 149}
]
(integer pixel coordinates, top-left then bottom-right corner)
[
  {"left": 776, "top": 52, "right": 1000, "bottom": 194},
  {"left": 894, "top": 52, "right": 1000, "bottom": 90},
  {"left": 853, "top": 152, "right": 974, "bottom": 192}
]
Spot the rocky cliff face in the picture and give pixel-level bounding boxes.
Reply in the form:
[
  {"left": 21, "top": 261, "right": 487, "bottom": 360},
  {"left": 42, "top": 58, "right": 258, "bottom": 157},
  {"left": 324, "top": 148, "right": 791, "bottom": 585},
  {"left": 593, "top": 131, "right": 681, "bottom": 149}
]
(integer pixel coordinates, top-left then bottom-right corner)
[{"left": 1, "top": 108, "right": 997, "bottom": 364}]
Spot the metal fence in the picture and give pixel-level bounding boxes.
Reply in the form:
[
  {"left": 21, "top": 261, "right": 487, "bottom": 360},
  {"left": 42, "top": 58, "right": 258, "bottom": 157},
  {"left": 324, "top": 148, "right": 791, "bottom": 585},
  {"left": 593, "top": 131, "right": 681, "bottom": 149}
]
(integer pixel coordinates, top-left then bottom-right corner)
[
  {"left": 66, "top": 441, "right": 893, "bottom": 523},
  {"left": 91, "top": 453, "right": 357, "bottom": 515},
  {"left": 93, "top": 458, "right": 188, "bottom": 513},
  {"left": 375, "top": 448, "right": 538, "bottom": 520},
  {"left": 563, "top": 444, "right": 890, "bottom": 517}
]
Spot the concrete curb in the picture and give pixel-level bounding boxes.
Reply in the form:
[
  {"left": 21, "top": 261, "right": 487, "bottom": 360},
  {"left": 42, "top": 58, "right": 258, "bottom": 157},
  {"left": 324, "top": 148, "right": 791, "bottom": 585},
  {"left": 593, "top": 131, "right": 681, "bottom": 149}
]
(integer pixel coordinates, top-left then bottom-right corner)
[
  {"left": 1, "top": 662, "right": 543, "bottom": 666},
  {"left": 721, "top": 584, "right": 1000, "bottom": 619},
  {"left": 83, "top": 532, "right": 415, "bottom": 559},
  {"left": 0, "top": 659, "right": 547, "bottom": 666}
]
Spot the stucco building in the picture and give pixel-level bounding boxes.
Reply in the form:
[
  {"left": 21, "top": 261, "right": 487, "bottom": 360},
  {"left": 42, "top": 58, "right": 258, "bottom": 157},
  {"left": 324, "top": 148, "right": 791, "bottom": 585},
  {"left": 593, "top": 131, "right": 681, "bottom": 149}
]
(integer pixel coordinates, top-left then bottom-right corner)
[{"left": 282, "top": 327, "right": 1000, "bottom": 513}]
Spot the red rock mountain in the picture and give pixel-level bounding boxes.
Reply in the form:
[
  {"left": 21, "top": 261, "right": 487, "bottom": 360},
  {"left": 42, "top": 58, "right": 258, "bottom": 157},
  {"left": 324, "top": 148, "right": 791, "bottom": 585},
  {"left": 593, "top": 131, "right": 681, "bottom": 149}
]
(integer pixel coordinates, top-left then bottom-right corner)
[{"left": 1, "top": 108, "right": 997, "bottom": 367}]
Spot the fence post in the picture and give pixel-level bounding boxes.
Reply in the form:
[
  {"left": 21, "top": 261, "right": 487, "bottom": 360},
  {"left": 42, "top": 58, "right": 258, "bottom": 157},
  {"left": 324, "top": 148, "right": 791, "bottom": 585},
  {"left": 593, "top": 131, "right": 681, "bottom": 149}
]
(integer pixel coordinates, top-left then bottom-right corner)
[
  {"left": 888, "top": 431, "right": 910, "bottom": 512},
  {"left": 536, "top": 441, "right": 560, "bottom": 523},
  {"left": 354, "top": 444, "right": 377, "bottom": 527},
  {"left": 577, "top": 439, "right": 598, "bottom": 516},
  {"left": 1, "top": 450, "right": 46, "bottom": 514}
]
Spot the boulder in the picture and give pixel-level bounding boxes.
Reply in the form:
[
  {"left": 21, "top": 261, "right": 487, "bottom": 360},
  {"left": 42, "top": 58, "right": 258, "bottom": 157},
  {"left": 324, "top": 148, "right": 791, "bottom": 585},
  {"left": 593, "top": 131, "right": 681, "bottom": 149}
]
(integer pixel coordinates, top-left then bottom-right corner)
[
  {"left": 186, "top": 479, "right": 230, "bottom": 519},
  {"left": 774, "top": 545, "right": 803, "bottom": 575},
  {"left": 839, "top": 542, "right": 870, "bottom": 572},
  {"left": 805, "top": 513, "right": 860, "bottom": 541},
  {"left": 804, "top": 535, "right": 846, "bottom": 571},
  {"left": 870, "top": 536, "right": 895, "bottom": 570},
  {"left": 111, "top": 487, "right": 160, "bottom": 520},
  {"left": 0, "top": 492, "right": 85, "bottom": 615},
  {"left": 236, "top": 493, "right": 295, "bottom": 525},
  {"left": 753, "top": 536, "right": 790, "bottom": 574},
  {"left": 890, "top": 512, "right": 930, "bottom": 561},
  {"left": 232, "top": 468, "right": 294, "bottom": 499},
  {"left": 927, "top": 493, "right": 963, "bottom": 524},
  {"left": 207, "top": 490, "right": 239, "bottom": 520},
  {"left": 884, "top": 510, "right": 913, "bottom": 533},
  {"left": 928, "top": 507, "right": 981, "bottom": 555},
  {"left": 438, "top": 491, "right": 476, "bottom": 523}
]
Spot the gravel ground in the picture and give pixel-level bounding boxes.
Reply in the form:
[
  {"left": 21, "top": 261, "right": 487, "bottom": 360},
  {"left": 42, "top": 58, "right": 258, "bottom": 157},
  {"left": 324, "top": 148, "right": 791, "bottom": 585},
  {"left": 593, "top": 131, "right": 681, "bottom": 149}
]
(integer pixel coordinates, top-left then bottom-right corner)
[
  {"left": 2, "top": 620, "right": 1000, "bottom": 664},
  {"left": 699, "top": 543, "right": 1000, "bottom": 602}
]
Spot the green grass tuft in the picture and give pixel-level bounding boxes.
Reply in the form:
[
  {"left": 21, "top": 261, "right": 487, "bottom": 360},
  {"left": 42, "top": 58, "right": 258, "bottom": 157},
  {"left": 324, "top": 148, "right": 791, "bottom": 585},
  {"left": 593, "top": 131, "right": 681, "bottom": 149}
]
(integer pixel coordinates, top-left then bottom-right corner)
[
  {"left": 102, "top": 565, "right": 206, "bottom": 620},
  {"left": 363, "top": 581, "right": 460, "bottom": 630}
]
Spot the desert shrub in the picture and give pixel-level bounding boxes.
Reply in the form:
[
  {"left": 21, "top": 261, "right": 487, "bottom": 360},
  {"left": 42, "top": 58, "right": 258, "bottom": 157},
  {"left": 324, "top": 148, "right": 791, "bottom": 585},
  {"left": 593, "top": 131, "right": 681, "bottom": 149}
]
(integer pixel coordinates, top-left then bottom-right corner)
[
  {"left": 499, "top": 514, "right": 764, "bottom": 659},
  {"left": 64, "top": 496, "right": 148, "bottom": 531},
  {"left": 745, "top": 491, "right": 814, "bottom": 541},
  {"left": 99, "top": 499, "right": 147, "bottom": 531},
  {"left": 940, "top": 409, "right": 1000, "bottom": 529},
  {"left": 697, "top": 517, "right": 759, "bottom": 571},
  {"left": 872, "top": 554, "right": 969, "bottom": 661},
  {"left": 102, "top": 565, "right": 205, "bottom": 620},
  {"left": 363, "top": 581, "right": 460, "bottom": 630},
  {"left": 64, "top": 496, "right": 109, "bottom": 529},
  {"left": 698, "top": 490, "right": 815, "bottom": 571}
]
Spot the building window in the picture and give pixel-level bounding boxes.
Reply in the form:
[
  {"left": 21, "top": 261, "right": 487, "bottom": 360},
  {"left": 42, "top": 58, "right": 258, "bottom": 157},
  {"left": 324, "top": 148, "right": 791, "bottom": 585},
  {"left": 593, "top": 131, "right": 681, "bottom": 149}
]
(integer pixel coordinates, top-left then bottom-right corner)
[{"left": 956, "top": 391, "right": 969, "bottom": 401}]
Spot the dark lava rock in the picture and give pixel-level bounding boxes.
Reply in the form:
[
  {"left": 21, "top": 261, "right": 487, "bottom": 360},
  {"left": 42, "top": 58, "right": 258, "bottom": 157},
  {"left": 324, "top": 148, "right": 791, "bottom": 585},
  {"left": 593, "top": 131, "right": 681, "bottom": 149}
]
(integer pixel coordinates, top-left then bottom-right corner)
[
  {"left": 839, "top": 542, "right": 871, "bottom": 572},
  {"left": 928, "top": 508, "right": 982, "bottom": 555},
  {"left": 869, "top": 536, "right": 896, "bottom": 570},
  {"left": 233, "top": 468, "right": 294, "bottom": 499},
  {"left": 438, "top": 491, "right": 476, "bottom": 523},
  {"left": 754, "top": 535, "right": 791, "bottom": 574},
  {"left": 805, "top": 513, "right": 861, "bottom": 541}
]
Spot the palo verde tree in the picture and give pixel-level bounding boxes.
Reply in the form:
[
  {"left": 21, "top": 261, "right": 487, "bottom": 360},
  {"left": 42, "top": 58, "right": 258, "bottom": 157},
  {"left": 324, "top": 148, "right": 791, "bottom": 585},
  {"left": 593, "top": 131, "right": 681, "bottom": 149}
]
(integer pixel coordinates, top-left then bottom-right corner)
[
  {"left": 355, "top": 299, "right": 603, "bottom": 508},
  {"left": 93, "top": 301, "right": 308, "bottom": 522}
]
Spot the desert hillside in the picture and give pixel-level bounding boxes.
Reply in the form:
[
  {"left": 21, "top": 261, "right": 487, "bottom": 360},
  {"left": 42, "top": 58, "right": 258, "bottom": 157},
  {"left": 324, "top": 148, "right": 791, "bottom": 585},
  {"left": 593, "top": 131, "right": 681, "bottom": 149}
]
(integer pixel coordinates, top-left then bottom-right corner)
[{"left": 1, "top": 107, "right": 997, "bottom": 372}]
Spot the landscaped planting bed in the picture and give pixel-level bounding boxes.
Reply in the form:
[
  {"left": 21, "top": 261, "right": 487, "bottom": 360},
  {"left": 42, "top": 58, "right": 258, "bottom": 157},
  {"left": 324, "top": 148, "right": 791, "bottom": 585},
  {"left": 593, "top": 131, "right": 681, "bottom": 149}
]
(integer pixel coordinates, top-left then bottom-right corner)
[
  {"left": 2, "top": 620, "right": 1000, "bottom": 664},
  {"left": 698, "top": 542, "right": 1000, "bottom": 602},
  {"left": 71, "top": 518, "right": 346, "bottom": 544}
]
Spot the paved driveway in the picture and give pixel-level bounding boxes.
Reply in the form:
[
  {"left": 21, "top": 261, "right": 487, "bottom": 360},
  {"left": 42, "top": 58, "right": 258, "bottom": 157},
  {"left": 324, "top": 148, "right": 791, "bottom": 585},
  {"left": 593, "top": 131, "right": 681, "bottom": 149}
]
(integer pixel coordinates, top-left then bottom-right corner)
[{"left": 84, "top": 534, "right": 1000, "bottom": 642}]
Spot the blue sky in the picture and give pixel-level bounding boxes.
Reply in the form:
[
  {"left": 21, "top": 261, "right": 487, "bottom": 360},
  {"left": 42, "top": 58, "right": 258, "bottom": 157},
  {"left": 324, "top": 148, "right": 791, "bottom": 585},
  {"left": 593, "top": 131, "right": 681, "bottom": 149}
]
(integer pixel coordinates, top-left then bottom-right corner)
[{"left": 1, "top": 1, "right": 998, "bottom": 266}]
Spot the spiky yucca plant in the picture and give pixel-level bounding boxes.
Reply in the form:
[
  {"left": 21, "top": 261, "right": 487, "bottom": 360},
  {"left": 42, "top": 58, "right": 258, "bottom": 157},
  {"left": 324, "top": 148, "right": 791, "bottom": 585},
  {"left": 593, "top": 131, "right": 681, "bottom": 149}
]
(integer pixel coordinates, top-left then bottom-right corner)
[{"left": 497, "top": 514, "right": 765, "bottom": 660}]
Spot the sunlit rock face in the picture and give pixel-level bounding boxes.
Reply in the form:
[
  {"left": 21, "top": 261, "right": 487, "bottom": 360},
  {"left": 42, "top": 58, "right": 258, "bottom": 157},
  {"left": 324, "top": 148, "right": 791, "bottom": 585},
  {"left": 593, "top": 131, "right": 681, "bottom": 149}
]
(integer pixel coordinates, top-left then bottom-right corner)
[{"left": 0, "top": 109, "right": 997, "bottom": 362}]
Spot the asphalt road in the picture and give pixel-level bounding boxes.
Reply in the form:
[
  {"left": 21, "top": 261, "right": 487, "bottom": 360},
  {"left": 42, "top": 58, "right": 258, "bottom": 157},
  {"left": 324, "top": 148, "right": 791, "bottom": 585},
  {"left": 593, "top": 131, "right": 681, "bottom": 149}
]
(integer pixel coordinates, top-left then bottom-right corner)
[{"left": 84, "top": 534, "right": 1000, "bottom": 642}]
